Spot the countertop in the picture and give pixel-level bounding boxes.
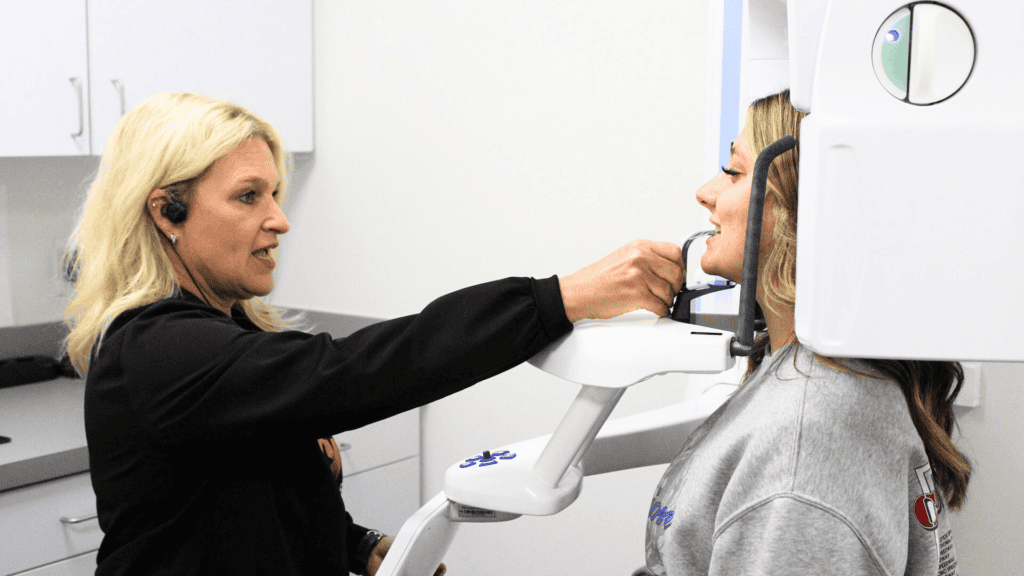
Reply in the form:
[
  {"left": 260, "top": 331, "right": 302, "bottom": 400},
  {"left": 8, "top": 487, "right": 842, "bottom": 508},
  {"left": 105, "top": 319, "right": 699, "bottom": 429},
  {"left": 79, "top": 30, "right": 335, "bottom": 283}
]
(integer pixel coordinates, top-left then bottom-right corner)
[{"left": 0, "top": 377, "right": 88, "bottom": 492}]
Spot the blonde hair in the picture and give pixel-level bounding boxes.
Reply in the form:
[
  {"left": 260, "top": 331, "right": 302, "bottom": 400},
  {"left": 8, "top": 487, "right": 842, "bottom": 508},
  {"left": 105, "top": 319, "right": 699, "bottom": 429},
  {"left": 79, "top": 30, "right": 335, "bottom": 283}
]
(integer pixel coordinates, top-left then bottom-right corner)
[
  {"left": 743, "top": 90, "right": 971, "bottom": 508},
  {"left": 64, "top": 93, "right": 298, "bottom": 375},
  {"left": 744, "top": 91, "right": 805, "bottom": 318}
]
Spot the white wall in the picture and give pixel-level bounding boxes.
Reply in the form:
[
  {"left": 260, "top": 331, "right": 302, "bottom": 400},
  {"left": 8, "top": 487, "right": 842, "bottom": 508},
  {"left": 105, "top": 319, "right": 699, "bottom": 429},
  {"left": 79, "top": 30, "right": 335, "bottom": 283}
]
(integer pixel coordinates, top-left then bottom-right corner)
[
  {"left": 948, "top": 363, "right": 1024, "bottom": 572},
  {"left": 271, "top": 0, "right": 712, "bottom": 316},
  {"left": 270, "top": 1, "right": 714, "bottom": 573},
  {"left": 0, "top": 156, "right": 95, "bottom": 326}
]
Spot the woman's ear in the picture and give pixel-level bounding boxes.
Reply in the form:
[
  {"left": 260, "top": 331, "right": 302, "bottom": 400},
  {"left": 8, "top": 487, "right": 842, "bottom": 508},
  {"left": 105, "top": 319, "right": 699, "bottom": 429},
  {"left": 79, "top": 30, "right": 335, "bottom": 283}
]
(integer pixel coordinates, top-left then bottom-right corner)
[{"left": 146, "top": 188, "right": 175, "bottom": 237}]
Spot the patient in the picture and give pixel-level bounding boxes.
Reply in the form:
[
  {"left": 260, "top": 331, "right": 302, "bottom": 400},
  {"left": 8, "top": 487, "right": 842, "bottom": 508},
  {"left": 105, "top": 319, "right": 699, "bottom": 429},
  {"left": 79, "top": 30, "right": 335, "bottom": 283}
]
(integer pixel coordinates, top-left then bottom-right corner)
[{"left": 638, "top": 90, "right": 970, "bottom": 576}]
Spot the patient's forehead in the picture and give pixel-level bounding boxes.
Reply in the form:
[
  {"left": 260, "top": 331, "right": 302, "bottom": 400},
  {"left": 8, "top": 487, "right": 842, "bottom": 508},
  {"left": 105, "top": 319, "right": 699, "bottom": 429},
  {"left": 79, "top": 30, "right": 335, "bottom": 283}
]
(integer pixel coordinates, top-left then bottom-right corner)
[{"left": 730, "top": 127, "right": 753, "bottom": 165}]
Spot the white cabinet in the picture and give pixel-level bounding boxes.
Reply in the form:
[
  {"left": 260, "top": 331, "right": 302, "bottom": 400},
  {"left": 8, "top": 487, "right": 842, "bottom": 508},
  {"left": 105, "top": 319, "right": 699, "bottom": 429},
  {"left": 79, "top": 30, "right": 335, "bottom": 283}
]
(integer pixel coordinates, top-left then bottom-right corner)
[
  {"left": 0, "top": 1, "right": 313, "bottom": 158},
  {"left": 87, "top": 0, "right": 314, "bottom": 155},
  {"left": 12, "top": 552, "right": 98, "bottom": 576},
  {"left": 0, "top": 472, "right": 101, "bottom": 576},
  {"left": 344, "top": 457, "right": 420, "bottom": 537},
  {"left": 334, "top": 409, "right": 422, "bottom": 536},
  {"left": 0, "top": 1, "right": 90, "bottom": 157}
]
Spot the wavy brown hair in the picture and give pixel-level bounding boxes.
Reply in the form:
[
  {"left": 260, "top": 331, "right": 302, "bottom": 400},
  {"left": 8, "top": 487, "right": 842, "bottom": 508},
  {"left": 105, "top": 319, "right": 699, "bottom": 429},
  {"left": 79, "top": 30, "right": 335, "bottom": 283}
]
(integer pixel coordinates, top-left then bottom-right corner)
[{"left": 743, "top": 90, "right": 971, "bottom": 509}]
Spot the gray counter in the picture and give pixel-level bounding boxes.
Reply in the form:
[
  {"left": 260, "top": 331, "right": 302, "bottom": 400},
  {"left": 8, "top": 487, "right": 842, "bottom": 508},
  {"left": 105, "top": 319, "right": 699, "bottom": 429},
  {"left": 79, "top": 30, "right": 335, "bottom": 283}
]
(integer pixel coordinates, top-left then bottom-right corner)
[{"left": 0, "top": 378, "right": 88, "bottom": 492}]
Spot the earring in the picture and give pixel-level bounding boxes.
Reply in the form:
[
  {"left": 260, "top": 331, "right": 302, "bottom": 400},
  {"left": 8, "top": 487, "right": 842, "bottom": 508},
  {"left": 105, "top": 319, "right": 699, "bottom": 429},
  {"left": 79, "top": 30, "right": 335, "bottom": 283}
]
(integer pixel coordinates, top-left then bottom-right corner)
[{"left": 170, "top": 234, "right": 177, "bottom": 245}]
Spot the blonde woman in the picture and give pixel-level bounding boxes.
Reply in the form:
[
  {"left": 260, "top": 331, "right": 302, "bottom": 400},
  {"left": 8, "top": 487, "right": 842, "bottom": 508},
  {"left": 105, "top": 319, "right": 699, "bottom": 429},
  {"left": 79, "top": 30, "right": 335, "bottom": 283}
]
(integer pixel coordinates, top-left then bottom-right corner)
[
  {"left": 66, "top": 93, "right": 685, "bottom": 576},
  {"left": 638, "top": 90, "right": 970, "bottom": 576}
]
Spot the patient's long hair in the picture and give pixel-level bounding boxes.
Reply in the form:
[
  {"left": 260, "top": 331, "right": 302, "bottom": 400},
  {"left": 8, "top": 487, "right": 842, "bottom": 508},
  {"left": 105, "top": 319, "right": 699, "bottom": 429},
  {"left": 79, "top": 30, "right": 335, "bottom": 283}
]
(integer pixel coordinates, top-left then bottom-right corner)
[
  {"left": 63, "top": 93, "right": 299, "bottom": 376},
  {"left": 743, "top": 90, "right": 971, "bottom": 509}
]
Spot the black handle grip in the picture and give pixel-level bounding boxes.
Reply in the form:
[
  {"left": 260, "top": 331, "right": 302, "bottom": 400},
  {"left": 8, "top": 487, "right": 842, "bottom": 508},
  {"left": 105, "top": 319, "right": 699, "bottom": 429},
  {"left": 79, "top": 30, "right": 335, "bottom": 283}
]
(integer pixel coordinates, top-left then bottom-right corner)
[{"left": 731, "top": 135, "right": 797, "bottom": 357}]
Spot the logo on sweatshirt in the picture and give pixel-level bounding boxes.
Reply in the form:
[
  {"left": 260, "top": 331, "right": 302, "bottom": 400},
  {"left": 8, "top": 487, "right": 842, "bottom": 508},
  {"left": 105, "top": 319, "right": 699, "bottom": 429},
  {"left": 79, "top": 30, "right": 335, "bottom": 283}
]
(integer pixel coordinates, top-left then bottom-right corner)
[
  {"left": 648, "top": 488, "right": 674, "bottom": 530},
  {"left": 914, "top": 463, "right": 942, "bottom": 531}
]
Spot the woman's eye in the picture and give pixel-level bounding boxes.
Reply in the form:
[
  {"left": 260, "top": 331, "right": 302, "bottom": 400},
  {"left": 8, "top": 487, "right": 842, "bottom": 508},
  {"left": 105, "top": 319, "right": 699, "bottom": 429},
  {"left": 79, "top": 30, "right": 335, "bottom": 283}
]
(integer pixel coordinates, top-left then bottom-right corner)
[
  {"left": 721, "top": 165, "right": 741, "bottom": 177},
  {"left": 240, "top": 191, "right": 257, "bottom": 204}
]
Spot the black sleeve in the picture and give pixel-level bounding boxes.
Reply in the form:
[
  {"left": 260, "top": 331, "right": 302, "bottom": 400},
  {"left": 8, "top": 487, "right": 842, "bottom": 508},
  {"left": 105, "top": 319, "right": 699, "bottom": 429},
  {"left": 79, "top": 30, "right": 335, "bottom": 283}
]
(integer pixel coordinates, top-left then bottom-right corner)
[
  {"left": 346, "top": 515, "right": 371, "bottom": 573},
  {"left": 112, "top": 275, "right": 572, "bottom": 446}
]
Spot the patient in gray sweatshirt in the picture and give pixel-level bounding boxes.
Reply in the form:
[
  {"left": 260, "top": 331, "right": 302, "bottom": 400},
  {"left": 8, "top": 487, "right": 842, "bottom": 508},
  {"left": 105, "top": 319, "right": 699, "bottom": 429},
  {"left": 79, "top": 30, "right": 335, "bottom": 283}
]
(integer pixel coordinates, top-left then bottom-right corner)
[{"left": 640, "top": 90, "right": 969, "bottom": 576}]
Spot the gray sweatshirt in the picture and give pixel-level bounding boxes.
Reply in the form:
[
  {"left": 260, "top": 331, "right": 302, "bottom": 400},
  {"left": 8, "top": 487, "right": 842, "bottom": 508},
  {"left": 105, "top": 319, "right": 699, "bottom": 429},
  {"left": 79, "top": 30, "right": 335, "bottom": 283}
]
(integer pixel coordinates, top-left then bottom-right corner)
[{"left": 644, "top": 345, "right": 960, "bottom": 576}]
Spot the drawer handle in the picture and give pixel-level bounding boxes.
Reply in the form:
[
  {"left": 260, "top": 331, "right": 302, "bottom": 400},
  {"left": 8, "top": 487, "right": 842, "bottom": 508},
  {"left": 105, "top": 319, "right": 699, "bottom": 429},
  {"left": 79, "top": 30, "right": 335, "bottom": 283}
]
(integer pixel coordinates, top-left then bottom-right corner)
[
  {"left": 60, "top": 514, "right": 98, "bottom": 524},
  {"left": 69, "top": 77, "right": 84, "bottom": 138},
  {"left": 111, "top": 79, "right": 126, "bottom": 117}
]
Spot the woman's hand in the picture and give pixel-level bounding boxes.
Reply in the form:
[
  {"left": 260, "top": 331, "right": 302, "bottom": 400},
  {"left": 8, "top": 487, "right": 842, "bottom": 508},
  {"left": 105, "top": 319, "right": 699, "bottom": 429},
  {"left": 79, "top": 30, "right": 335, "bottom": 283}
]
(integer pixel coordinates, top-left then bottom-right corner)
[
  {"left": 559, "top": 240, "right": 685, "bottom": 322},
  {"left": 366, "top": 536, "right": 446, "bottom": 576}
]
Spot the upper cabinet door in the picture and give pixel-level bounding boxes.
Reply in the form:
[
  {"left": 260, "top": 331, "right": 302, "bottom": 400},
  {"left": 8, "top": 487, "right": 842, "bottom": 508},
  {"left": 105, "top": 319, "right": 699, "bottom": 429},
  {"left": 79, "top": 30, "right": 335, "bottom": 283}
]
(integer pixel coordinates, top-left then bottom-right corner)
[
  {"left": 0, "top": 1, "right": 90, "bottom": 157},
  {"left": 87, "top": 0, "right": 314, "bottom": 155}
]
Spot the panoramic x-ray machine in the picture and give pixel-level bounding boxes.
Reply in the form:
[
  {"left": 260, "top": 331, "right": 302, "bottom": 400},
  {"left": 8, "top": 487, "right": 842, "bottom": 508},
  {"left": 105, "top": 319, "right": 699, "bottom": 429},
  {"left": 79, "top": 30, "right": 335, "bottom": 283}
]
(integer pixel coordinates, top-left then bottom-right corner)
[{"left": 379, "top": 0, "right": 1021, "bottom": 573}]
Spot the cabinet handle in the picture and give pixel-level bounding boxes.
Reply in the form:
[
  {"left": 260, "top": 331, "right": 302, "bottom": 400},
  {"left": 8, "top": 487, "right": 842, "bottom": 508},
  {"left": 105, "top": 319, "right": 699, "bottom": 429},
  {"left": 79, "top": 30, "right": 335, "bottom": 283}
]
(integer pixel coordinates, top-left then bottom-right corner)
[
  {"left": 337, "top": 442, "right": 352, "bottom": 452},
  {"left": 60, "top": 514, "right": 98, "bottom": 524},
  {"left": 111, "top": 79, "right": 126, "bottom": 117},
  {"left": 69, "top": 77, "right": 84, "bottom": 138}
]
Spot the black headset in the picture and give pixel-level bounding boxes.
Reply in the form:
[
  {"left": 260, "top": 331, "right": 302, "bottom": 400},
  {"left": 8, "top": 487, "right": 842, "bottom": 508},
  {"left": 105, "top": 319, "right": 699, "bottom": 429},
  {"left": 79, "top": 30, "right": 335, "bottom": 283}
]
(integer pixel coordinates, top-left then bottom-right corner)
[
  {"left": 156, "top": 180, "right": 214, "bottom": 308},
  {"left": 161, "top": 181, "right": 190, "bottom": 224}
]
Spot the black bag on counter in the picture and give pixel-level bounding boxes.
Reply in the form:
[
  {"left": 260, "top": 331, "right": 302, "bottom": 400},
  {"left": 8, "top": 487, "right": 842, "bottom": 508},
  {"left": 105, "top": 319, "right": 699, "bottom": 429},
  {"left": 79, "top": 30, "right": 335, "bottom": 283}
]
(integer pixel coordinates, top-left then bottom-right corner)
[{"left": 0, "top": 355, "right": 78, "bottom": 388}]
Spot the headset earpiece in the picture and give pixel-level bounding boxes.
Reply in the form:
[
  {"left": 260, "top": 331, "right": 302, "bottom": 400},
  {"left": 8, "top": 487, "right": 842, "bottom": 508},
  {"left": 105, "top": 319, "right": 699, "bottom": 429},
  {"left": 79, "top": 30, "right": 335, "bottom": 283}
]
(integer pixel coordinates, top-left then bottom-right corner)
[
  {"left": 161, "top": 189, "right": 189, "bottom": 224},
  {"left": 155, "top": 184, "right": 213, "bottom": 308}
]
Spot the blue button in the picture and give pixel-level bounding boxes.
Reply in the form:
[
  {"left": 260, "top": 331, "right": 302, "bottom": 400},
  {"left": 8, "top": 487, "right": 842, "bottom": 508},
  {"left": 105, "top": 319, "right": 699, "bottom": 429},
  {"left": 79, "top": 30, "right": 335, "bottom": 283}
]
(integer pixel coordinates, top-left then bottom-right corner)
[
  {"left": 499, "top": 453, "right": 517, "bottom": 460},
  {"left": 479, "top": 461, "right": 498, "bottom": 467},
  {"left": 459, "top": 462, "right": 476, "bottom": 468}
]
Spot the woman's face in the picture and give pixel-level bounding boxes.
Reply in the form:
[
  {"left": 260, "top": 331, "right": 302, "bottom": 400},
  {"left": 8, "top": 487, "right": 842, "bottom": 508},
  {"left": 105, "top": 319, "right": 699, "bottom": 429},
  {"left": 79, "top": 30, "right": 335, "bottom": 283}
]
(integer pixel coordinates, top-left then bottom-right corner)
[
  {"left": 695, "top": 126, "right": 772, "bottom": 283},
  {"left": 175, "top": 138, "right": 289, "bottom": 307}
]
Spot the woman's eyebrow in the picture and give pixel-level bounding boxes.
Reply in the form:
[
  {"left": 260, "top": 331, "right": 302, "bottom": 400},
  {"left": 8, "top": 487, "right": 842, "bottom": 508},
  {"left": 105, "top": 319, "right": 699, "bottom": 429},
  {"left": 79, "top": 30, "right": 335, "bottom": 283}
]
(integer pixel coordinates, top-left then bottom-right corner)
[{"left": 236, "top": 176, "right": 279, "bottom": 190}]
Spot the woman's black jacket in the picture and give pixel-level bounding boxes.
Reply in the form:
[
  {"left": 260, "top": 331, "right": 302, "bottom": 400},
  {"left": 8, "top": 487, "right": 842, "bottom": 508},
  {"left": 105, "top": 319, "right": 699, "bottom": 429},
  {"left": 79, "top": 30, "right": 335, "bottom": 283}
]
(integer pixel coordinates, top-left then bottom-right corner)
[{"left": 85, "top": 276, "right": 572, "bottom": 575}]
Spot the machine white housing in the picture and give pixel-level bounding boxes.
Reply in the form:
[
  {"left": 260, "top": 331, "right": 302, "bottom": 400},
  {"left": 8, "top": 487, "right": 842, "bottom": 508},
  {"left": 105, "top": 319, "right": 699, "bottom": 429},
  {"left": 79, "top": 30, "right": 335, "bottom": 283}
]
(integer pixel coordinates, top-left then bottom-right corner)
[
  {"left": 744, "top": 0, "right": 1023, "bottom": 361},
  {"left": 529, "top": 312, "right": 735, "bottom": 387}
]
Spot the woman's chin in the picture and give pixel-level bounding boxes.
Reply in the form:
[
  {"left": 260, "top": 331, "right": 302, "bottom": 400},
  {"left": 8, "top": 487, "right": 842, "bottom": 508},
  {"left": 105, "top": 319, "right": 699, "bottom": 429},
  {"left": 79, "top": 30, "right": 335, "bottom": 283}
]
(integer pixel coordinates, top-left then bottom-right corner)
[
  {"left": 700, "top": 256, "right": 740, "bottom": 284},
  {"left": 242, "top": 280, "right": 274, "bottom": 299},
  {"left": 700, "top": 254, "right": 723, "bottom": 279}
]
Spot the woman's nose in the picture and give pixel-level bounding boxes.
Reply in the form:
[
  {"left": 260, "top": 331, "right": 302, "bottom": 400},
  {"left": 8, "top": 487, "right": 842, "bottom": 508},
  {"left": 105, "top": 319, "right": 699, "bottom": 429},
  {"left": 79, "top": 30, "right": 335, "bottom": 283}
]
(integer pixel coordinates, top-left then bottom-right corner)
[
  {"left": 695, "top": 177, "right": 718, "bottom": 211},
  {"left": 266, "top": 200, "right": 290, "bottom": 234}
]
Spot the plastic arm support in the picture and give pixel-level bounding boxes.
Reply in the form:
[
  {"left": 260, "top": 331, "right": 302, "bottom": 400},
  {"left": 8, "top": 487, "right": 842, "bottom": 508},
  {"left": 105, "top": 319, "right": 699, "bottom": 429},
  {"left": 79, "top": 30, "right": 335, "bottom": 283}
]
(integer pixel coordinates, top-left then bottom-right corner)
[
  {"left": 374, "top": 493, "right": 460, "bottom": 576},
  {"left": 375, "top": 383, "right": 736, "bottom": 576},
  {"left": 579, "top": 383, "right": 736, "bottom": 475},
  {"left": 531, "top": 385, "right": 625, "bottom": 487}
]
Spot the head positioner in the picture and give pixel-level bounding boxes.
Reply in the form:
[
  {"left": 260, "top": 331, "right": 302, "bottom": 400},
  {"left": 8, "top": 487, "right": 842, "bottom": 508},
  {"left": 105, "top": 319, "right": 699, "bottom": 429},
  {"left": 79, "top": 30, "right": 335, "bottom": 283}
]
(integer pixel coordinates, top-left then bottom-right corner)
[
  {"left": 745, "top": 0, "right": 1020, "bottom": 361},
  {"left": 731, "top": 135, "right": 797, "bottom": 357}
]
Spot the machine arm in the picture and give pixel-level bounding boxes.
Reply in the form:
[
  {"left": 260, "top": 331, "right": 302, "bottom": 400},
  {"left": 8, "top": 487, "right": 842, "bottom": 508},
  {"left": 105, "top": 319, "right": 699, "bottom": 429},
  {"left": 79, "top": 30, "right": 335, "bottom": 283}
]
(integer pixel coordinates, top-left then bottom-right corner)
[{"left": 375, "top": 382, "right": 736, "bottom": 576}]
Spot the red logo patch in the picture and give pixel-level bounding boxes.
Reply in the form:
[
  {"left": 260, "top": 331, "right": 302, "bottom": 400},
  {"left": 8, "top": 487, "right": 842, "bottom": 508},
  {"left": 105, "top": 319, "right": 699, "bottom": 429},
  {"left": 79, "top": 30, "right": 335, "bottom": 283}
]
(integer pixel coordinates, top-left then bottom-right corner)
[
  {"left": 915, "top": 493, "right": 939, "bottom": 530},
  {"left": 913, "top": 463, "right": 942, "bottom": 531}
]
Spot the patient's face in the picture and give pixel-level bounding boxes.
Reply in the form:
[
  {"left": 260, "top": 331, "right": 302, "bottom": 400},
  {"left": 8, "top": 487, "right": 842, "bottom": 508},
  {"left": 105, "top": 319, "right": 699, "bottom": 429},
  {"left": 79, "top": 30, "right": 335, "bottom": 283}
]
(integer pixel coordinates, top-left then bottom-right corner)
[{"left": 695, "top": 126, "right": 763, "bottom": 283}]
